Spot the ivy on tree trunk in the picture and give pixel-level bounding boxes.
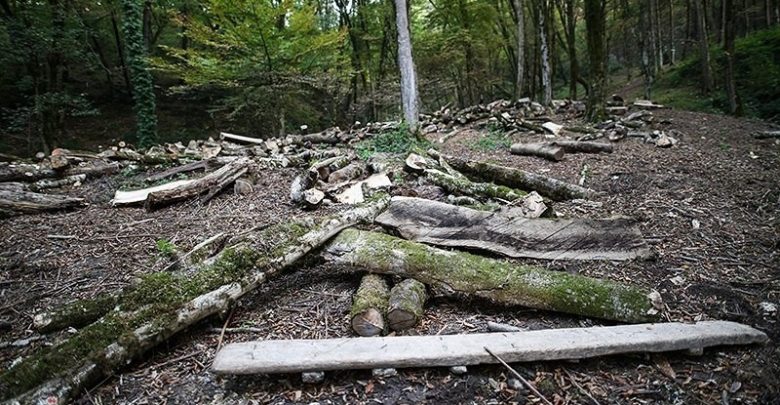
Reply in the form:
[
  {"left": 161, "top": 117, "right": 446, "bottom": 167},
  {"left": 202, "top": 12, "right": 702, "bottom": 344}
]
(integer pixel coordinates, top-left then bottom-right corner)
[{"left": 121, "top": 0, "right": 157, "bottom": 147}]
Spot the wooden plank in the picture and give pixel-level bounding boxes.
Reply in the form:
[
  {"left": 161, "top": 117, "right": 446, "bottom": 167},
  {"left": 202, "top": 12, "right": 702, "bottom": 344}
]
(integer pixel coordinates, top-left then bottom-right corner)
[
  {"left": 375, "top": 197, "right": 653, "bottom": 261},
  {"left": 212, "top": 321, "right": 767, "bottom": 375}
]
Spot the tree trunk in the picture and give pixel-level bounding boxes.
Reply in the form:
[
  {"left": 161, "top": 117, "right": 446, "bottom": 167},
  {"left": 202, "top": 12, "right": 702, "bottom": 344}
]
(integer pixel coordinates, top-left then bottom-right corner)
[
  {"left": 694, "top": 0, "right": 714, "bottom": 93},
  {"left": 640, "top": 0, "right": 656, "bottom": 99},
  {"left": 584, "top": 0, "right": 607, "bottom": 121},
  {"left": 425, "top": 168, "right": 527, "bottom": 202},
  {"left": 120, "top": 0, "right": 158, "bottom": 146},
  {"left": 512, "top": 0, "right": 526, "bottom": 98},
  {"left": 538, "top": 0, "right": 552, "bottom": 106},
  {"left": 350, "top": 274, "right": 390, "bottom": 336},
  {"left": 724, "top": 0, "right": 741, "bottom": 114},
  {"left": 393, "top": 0, "right": 419, "bottom": 132},
  {"left": 324, "top": 229, "right": 663, "bottom": 323}
]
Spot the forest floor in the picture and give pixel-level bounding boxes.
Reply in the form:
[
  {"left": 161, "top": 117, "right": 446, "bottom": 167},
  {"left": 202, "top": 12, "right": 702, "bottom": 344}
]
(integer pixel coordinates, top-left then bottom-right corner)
[{"left": 1, "top": 108, "right": 779, "bottom": 404}]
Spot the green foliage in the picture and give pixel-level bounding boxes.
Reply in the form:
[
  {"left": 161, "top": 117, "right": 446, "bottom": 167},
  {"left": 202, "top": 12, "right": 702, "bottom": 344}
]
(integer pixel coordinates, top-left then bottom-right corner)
[
  {"left": 155, "top": 239, "right": 177, "bottom": 257},
  {"left": 355, "top": 123, "right": 431, "bottom": 159},
  {"left": 121, "top": 0, "right": 158, "bottom": 147},
  {"left": 658, "top": 27, "right": 780, "bottom": 120},
  {"left": 471, "top": 128, "right": 512, "bottom": 151}
]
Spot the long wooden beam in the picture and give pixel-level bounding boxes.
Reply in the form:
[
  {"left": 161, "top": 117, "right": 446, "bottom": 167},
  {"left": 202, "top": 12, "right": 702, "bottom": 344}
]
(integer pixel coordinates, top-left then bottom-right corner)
[{"left": 212, "top": 321, "right": 767, "bottom": 375}]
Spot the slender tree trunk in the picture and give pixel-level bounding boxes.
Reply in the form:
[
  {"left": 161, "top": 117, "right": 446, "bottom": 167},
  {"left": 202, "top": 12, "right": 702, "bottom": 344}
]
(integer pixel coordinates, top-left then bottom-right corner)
[
  {"left": 566, "top": 0, "right": 578, "bottom": 99},
  {"left": 724, "top": 0, "right": 741, "bottom": 114},
  {"left": 670, "top": 0, "right": 677, "bottom": 64},
  {"left": 640, "top": 0, "right": 656, "bottom": 99},
  {"left": 393, "top": 0, "right": 419, "bottom": 132},
  {"left": 512, "top": 0, "right": 526, "bottom": 99},
  {"left": 694, "top": 0, "right": 714, "bottom": 93},
  {"left": 584, "top": 0, "right": 607, "bottom": 121},
  {"left": 111, "top": 10, "right": 132, "bottom": 95},
  {"left": 538, "top": 0, "right": 552, "bottom": 106}
]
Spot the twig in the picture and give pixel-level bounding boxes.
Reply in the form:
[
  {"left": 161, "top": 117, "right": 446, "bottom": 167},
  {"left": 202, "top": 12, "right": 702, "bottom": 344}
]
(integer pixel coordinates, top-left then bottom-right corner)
[
  {"left": 563, "top": 368, "right": 601, "bottom": 405},
  {"left": 484, "top": 346, "right": 553, "bottom": 405},
  {"left": 162, "top": 232, "right": 226, "bottom": 272},
  {"left": 215, "top": 308, "right": 234, "bottom": 353}
]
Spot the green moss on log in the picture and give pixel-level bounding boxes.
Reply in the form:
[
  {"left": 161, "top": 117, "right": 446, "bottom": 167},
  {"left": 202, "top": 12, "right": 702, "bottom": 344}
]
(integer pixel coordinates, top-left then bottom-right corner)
[
  {"left": 0, "top": 246, "right": 261, "bottom": 399},
  {"left": 329, "top": 229, "right": 662, "bottom": 323},
  {"left": 387, "top": 279, "right": 427, "bottom": 331},
  {"left": 35, "top": 293, "right": 120, "bottom": 333},
  {"left": 350, "top": 274, "right": 390, "bottom": 318},
  {"left": 427, "top": 169, "right": 527, "bottom": 202}
]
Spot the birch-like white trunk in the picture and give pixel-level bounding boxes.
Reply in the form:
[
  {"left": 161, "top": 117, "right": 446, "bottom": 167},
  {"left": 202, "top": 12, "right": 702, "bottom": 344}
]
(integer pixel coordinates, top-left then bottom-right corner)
[
  {"left": 538, "top": 0, "right": 552, "bottom": 106},
  {"left": 394, "top": 0, "right": 419, "bottom": 130}
]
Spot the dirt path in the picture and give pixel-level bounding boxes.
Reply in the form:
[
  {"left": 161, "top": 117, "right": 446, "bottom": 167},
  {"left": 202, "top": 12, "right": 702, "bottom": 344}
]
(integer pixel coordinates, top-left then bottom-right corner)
[{"left": 1, "top": 109, "right": 778, "bottom": 404}]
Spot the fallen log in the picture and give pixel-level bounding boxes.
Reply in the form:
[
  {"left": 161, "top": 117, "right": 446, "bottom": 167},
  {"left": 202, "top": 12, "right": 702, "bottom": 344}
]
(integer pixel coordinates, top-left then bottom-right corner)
[
  {"left": 211, "top": 321, "right": 767, "bottom": 375},
  {"left": 434, "top": 154, "right": 593, "bottom": 201},
  {"left": 0, "top": 189, "right": 87, "bottom": 217},
  {"left": 387, "top": 279, "right": 427, "bottom": 331},
  {"left": 328, "top": 163, "right": 364, "bottom": 184},
  {"left": 0, "top": 160, "right": 119, "bottom": 183},
  {"left": 375, "top": 197, "right": 652, "bottom": 261},
  {"left": 753, "top": 130, "right": 780, "bottom": 139},
  {"left": 351, "top": 274, "right": 390, "bottom": 337},
  {"left": 426, "top": 169, "right": 526, "bottom": 202},
  {"left": 112, "top": 179, "right": 196, "bottom": 206},
  {"left": 144, "top": 157, "right": 236, "bottom": 183},
  {"left": 144, "top": 157, "right": 253, "bottom": 210},
  {"left": 33, "top": 293, "right": 120, "bottom": 334},
  {"left": 510, "top": 143, "right": 565, "bottom": 161},
  {"left": 220, "top": 132, "right": 265, "bottom": 146},
  {"left": 0, "top": 196, "right": 390, "bottom": 404},
  {"left": 550, "top": 140, "right": 614, "bottom": 154},
  {"left": 324, "top": 229, "right": 662, "bottom": 323},
  {"left": 30, "top": 174, "right": 86, "bottom": 191}
]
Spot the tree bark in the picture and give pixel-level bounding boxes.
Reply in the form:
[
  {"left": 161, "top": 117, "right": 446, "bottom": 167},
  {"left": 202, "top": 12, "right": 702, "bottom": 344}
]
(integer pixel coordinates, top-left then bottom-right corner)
[
  {"left": 510, "top": 143, "right": 565, "bottom": 161},
  {"left": 434, "top": 153, "right": 593, "bottom": 200},
  {"left": 393, "top": 0, "right": 419, "bottom": 132},
  {"left": 550, "top": 140, "right": 614, "bottom": 153},
  {"left": 0, "top": 189, "right": 86, "bottom": 217},
  {"left": 387, "top": 279, "right": 427, "bottom": 331},
  {"left": 538, "top": 0, "right": 552, "bottom": 106},
  {"left": 724, "top": 0, "right": 741, "bottom": 114},
  {"left": 375, "top": 197, "right": 654, "bottom": 261},
  {"left": 694, "top": 0, "right": 714, "bottom": 93},
  {"left": 324, "top": 229, "right": 663, "bottom": 323},
  {"left": 584, "top": 0, "right": 608, "bottom": 121},
  {"left": 512, "top": 0, "right": 526, "bottom": 98},
  {"left": 350, "top": 274, "right": 390, "bottom": 337}
]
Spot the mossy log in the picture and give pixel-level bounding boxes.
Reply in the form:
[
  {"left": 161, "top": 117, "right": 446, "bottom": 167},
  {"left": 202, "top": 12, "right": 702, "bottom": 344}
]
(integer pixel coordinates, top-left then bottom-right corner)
[
  {"left": 387, "top": 279, "right": 427, "bottom": 331},
  {"left": 425, "top": 168, "right": 526, "bottom": 202},
  {"left": 33, "top": 293, "right": 120, "bottom": 334},
  {"left": 350, "top": 274, "right": 390, "bottom": 336},
  {"left": 550, "top": 140, "right": 614, "bottom": 154},
  {"left": 0, "top": 189, "right": 87, "bottom": 217},
  {"left": 435, "top": 153, "right": 594, "bottom": 201},
  {"left": 0, "top": 196, "right": 389, "bottom": 404},
  {"left": 144, "top": 157, "right": 253, "bottom": 210},
  {"left": 324, "top": 229, "right": 663, "bottom": 323}
]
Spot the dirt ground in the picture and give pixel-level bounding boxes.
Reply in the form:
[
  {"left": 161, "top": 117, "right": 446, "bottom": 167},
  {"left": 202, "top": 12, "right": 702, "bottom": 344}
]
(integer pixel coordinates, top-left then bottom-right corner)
[{"left": 1, "top": 108, "right": 779, "bottom": 404}]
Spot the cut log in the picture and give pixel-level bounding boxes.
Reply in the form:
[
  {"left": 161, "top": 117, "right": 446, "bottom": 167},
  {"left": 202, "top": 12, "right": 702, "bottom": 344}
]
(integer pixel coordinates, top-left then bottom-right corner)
[
  {"left": 328, "top": 163, "right": 364, "bottom": 184},
  {"left": 426, "top": 169, "right": 526, "bottom": 202},
  {"left": 351, "top": 274, "right": 390, "bottom": 337},
  {"left": 324, "top": 229, "right": 662, "bottom": 323},
  {"left": 303, "top": 188, "right": 325, "bottom": 208},
  {"left": 541, "top": 122, "right": 564, "bottom": 136},
  {"left": 220, "top": 132, "right": 265, "bottom": 145},
  {"left": 145, "top": 157, "right": 252, "bottom": 210},
  {"left": 0, "top": 196, "right": 390, "bottom": 403},
  {"left": 0, "top": 189, "right": 86, "bottom": 217},
  {"left": 333, "top": 173, "right": 392, "bottom": 204},
  {"left": 308, "top": 155, "right": 350, "bottom": 182},
  {"left": 144, "top": 157, "right": 237, "bottom": 183},
  {"left": 375, "top": 197, "right": 653, "bottom": 261},
  {"left": 510, "top": 143, "right": 565, "bottom": 161},
  {"left": 0, "top": 160, "right": 119, "bottom": 183},
  {"left": 387, "top": 279, "right": 427, "bottom": 331},
  {"left": 550, "top": 140, "right": 614, "bottom": 154},
  {"left": 404, "top": 153, "right": 429, "bottom": 172},
  {"left": 212, "top": 321, "right": 767, "bottom": 375},
  {"left": 112, "top": 179, "right": 196, "bottom": 206},
  {"left": 632, "top": 100, "right": 666, "bottom": 109},
  {"left": 30, "top": 174, "right": 86, "bottom": 191},
  {"left": 437, "top": 154, "right": 593, "bottom": 201}
]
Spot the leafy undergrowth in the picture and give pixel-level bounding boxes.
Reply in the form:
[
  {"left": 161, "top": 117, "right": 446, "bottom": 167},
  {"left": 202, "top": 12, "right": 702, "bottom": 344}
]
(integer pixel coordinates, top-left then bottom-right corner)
[{"left": 355, "top": 123, "right": 432, "bottom": 159}]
